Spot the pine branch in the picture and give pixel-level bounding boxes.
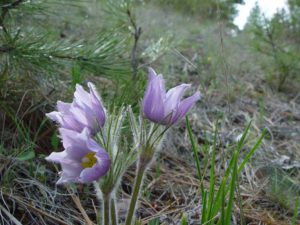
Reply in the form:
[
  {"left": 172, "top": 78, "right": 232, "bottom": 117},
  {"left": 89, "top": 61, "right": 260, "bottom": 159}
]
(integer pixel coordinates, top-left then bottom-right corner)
[
  {"left": 2, "top": 31, "right": 130, "bottom": 78},
  {"left": 0, "top": 0, "right": 132, "bottom": 79},
  {"left": 0, "top": 0, "right": 25, "bottom": 34},
  {"left": 0, "top": 0, "right": 24, "bottom": 9}
]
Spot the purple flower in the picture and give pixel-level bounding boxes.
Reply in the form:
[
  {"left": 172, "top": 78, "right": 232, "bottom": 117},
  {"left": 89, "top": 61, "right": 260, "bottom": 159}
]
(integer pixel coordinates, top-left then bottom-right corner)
[
  {"left": 46, "top": 128, "right": 110, "bottom": 184},
  {"left": 143, "top": 68, "right": 201, "bottom": 125},
  {"left": 46, "top": 82, "right": 106, "bottom": 135}
]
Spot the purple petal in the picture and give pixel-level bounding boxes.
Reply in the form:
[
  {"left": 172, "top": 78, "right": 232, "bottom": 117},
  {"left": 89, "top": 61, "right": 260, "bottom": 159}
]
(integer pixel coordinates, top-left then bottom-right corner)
[
  {"left": 158, "top": 74, "right": 166, "bottom": 100},
  {"left": 57, "top": 161, "right": 83, "bottom": 184},
  {"left": 86, "top": 138, "right": 107, "bottom": 154},
  {"left": 60, "top": 114, "right": 84, "bottom": 132},
  {"left": 46, "top": 111, "right": 63, "bottom": 124},
  {"left": 148, "top": 68, "right": 166, "bottom": 98},
  {"left": 47, "top": 124, "right": 110, "bottom": 184},
  {"left": 69, "top": 103, "right": 94, "bottom": 129},
  {"left": 148, "top": 67, "right": 157, "bottom": 80},
  {"left": 59, "top": 128, "right": 90, "bottom": 159},
  {"left": 164, "top": 84, "right": 191, "bottom": 114},
  {"left": 171, "top": 91, "right": 201, "bottom": 124},
  {"left": 79, "top": 152, "right": 110, "bottom": 183},
  {"left": 87, "top": 82, "right": 101, "bottom": 102},
  {"left": 45, "top": 151, "right": 67, "bottom": 163},
  {"left": 57, "top": 101, "right": 71, "bottom": 113},
  {"left": 47, "top": 111, "right": 83, "bottom": 132},
  {"left": 143, "top": 73, "right": 165, "bottom": 123},
  {"left": 88, "top": 82, "right": 106, "bottom": 127},
  {"left": 47, "top": 83, "right": 105, "bottom": 134},
  {"left": 59, "top": 128, "right": 82, "bottom": 149},
  {"left": 74, "top": 84, "right": 93, "bottom": 109},
  {"left": 47, "top": 101, "right": 85, "bottom": 132}
]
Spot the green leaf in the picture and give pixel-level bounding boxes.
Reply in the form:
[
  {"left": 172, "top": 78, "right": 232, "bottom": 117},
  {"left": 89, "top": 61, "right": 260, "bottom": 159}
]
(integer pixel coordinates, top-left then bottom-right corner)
[
  {"left": 292, "top": 195, "right": 299, "bottom": 225},
  {"left": 148, "top": 218, "right": 160, "bottom": 225},
  {"left": 181, "top": 213, "right": 188, "bottom": 225},
  {"left": 17, "top": 149, "right": 35, "bottom": 161},
  {"left": 51, "top": 131, "right": 60, "bottom": 151},
  {"left": 186, "top": 116, "right": 205, "bottom": 195},
  {"left": 225, "top": 153, "right": 238, "bottom": 225},
  {"left": 238, "top": 129, "right": 266, "bottom": 173}
]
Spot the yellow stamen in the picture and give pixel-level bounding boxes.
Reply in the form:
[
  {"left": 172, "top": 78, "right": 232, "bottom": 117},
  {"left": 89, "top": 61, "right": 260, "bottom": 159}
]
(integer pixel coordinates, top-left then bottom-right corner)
[{"left": 81, "top": 152, "right": 97, "bottom": 168}]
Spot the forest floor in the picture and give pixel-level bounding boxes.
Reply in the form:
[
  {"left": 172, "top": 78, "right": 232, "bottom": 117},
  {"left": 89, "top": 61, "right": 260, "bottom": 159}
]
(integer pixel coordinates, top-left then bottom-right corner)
[{"left": 1, "top": 2, "right": 300, "bottom": 225}]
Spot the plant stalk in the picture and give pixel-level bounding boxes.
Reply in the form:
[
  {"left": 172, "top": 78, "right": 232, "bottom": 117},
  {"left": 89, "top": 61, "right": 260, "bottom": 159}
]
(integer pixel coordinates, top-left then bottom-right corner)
[
  {"left": 103, "top": 193, "right": 111, "bottom": 225},
  {"left": 125, "top": 163, "right": 147, "bottom": 225},
  {"left": 110, "top": 197, "right": 118, "bottom": 225}
]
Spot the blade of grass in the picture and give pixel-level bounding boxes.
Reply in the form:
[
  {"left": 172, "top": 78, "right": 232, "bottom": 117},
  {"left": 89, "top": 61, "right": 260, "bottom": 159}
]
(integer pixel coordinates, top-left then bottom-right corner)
[
  {"left": 206, "top": 123, "right": 218, "bottom": 223},
  {"left": 186, "top": 116, "right": 205, "bottom": 196},
  {"left": 180, "top": 213, "right": 188, "bottom": 225},
  {"left": 201, "top": 191, "right": 207, "bottom": 223},
  {"left": 211, "top": 122, "right": 252, "bottom": 218},
  {"left": 224, "top": 153, "right": 238, "bottom": 225},
  {"left": 292, "top": 195, "right": 299, "bottom": 225},
  {"left": 235, "top": 175, "right": 245, "bottom": 225},
  {"left": 221, "top": 183, "right": 226, "bottom": 225},
  {"left": 238, "top": 129, "right": 266, "bottom": 173}
]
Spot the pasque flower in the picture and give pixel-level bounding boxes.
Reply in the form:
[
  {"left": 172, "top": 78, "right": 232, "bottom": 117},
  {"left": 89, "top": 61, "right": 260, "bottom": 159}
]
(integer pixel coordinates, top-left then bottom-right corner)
[
  {"left": 46, "top": 128, "right": 110, "bottom": 184},
  {"left": 46, "top": 82, "right": 106, "bottom": 135},
  {"left": 143, "top": 68, "right": 201, "bottom": 125}
]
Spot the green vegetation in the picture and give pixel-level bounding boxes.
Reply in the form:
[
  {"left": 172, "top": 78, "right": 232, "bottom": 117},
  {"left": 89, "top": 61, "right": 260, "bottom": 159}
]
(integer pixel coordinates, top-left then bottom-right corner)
[
  {"left": 1, "top": 0, "right": 300, "bottom": 224},
  {"left": 245, "top": 1, "right": 300, "bottom": 91}
]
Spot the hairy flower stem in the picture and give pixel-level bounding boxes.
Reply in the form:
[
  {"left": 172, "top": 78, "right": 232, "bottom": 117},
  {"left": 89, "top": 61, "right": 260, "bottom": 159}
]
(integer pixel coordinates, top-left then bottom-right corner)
[
  {"left": 103, "top": 193, "right": 111, "bottom": 225},
  {"left": 110, "top": 197, "right": 118, "bottom": 225},
  {"left": 125, "top": 162, "right": 148, "bottom": 225}
]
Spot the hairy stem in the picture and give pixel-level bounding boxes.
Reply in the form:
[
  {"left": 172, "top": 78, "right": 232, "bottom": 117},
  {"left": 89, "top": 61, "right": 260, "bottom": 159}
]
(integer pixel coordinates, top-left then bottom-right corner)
[
  {"left": 110, "top": 197, "right": 118, "bottom": 225},
  {"left": 103, "top": 193, "right": 111, "bottom": 225},
  {"left": 125, "top": 164, "right": 147, "bottom": 225}
]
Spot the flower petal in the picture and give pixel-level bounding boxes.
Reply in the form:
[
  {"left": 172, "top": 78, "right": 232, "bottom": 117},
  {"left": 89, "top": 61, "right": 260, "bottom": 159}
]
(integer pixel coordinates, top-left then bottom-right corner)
[
  {"left": 47, "top": 83, "right": 105, "bottom": 134},
  {"left": 59, "top": 128, "right": 90, "bottom": 160},
  {"left": 88, "top": 82, "right": 106, "bottom": 127},
  {"left": 171, "top": 91, "right": 201, "bottom": 124},
  {"left": 143, "top": 72, "right": 165, "bottom": 123},
  {"left": 148, "top": 67, "right": 157, "bottom": 80},
  {"left": 60, "top": 114, "right": 84, "bottom": 132},
  {"left": 56, "top": 161, "right": 83, "bottom": 184},
  {"left": 69, "top": 102, "right": 94, "bottom": 129},
  {"left": 86, "top": 137, "right": 107, "bottom": 154},
  {"left": 57, "top": 101, "right": 71, "bottom": 113},
  {"left": 45, "top": 151, "right": 67, "bottom": 163},
  {"left": 47, "top": 101, "right": 83, "bottom": 131},
  {"left": 74, "top": 84, "right": 93, "bottom": 109},
  {"left": 79, "top": 152, "right": 110, "bottom": 183},
  {"left": 164, "top": 83, "right": 191, "bottom": 114},
  {"left": 47, "top": 126, "right": 110, "bottom": 184},
  {"left": 46, "top": 111, "right": 63, "bottom": 124}
]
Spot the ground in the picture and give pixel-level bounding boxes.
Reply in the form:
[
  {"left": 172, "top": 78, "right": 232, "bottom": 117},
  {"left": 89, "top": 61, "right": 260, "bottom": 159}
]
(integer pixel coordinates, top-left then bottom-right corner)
[{"left": 0, "top": 1, "right": 300, "bottom": 225}]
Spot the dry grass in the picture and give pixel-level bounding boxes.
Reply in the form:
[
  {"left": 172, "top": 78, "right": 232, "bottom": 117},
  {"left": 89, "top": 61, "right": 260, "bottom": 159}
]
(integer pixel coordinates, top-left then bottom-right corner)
[{"left": 1, "top": 1, "right": 300, "bottom": 225}]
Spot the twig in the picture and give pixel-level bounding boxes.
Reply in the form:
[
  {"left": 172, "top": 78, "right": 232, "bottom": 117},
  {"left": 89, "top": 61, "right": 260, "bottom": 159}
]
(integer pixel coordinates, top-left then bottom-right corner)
[
  {"left": 3, "top": 193, "right": 69, "bottom": 225},
  {"left": 0, "top": 203, "right": 22, "bottom": 225},
  {"left": 66, "top": 185, "right": 95, "bottom": 225},
  {"left": 127, "top": 9, "right": 141, "bottom": 79},
  {"left": 0, "top": 160, "right": 11, "bottom": 183}
]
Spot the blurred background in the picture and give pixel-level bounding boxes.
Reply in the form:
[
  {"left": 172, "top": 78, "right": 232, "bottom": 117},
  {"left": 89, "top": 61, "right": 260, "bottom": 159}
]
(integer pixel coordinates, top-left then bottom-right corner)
[{"left": 0, "top": 0, "right": 299, "bottom": 224}]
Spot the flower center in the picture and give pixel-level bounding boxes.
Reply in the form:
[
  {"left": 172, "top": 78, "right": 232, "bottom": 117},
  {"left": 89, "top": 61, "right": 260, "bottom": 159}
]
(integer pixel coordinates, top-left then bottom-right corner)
[{"left": 81, "top": 152, "right": 97, "bottom": 168}]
